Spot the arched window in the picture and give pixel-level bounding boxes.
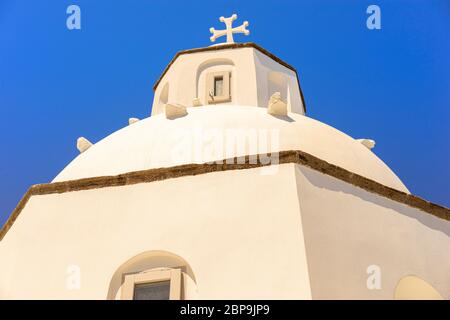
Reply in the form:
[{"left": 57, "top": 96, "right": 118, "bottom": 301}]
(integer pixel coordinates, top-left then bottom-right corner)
[
  {"left": 107, "top": 250, "right": 197, "bottom": 300},
  {"left": 121, "top": 267, "right": 181, "bottom": 300},
  {"left": 196, "top": 58, "right": 235, "bottom": 105}
]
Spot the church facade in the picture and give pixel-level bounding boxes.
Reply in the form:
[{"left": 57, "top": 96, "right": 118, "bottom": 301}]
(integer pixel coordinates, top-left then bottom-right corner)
[{"left": 0, "top": 15, "right": 449, "bottom": 300}]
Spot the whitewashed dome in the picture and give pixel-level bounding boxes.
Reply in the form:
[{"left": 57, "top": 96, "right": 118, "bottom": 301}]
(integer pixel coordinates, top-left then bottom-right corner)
[{"left": 53, "top": 105, "right": 409, "bottom": 193}]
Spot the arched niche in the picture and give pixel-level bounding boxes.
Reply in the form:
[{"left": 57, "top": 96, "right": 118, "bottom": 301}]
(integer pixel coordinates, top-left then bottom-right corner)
[
  {"left": 106, "top": 250, "right": 198, "bottom": 300},
  {"left": 394, "top": 275, "right": 444, "bottom": 300},
  {"left": 157, "top": 82, "right": 169, "bottom": 113},
  {"left": 267, "top": 71, "right": 288, "bottom": 102},
  {"left": 196, "top": 58, "right": 235, "bottom": 104}
]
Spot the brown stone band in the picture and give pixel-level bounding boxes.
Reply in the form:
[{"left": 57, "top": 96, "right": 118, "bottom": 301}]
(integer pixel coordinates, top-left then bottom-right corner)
[
  {"left": 152, "top": 42, "right": 307, "bottom": 113},
  {"left": 1, "top": 150, "right": 449, "bottom": 241}
]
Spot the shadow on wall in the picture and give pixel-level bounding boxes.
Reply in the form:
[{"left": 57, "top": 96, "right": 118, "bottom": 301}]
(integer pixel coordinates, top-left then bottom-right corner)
[
  {"left": 296, "top": 165, "right": 449, "bottom": 299},
  {"left": 106, "top": 250, "right": 197, "bottom": 300},
  {"left": 300, "top": 166, "right": 450, "bottom": 237},
  {"left": 269, "top": 114, "right": 295, "bottom": 122}
]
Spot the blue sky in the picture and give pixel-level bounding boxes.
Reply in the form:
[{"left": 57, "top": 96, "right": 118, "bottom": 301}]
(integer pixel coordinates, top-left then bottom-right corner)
[{"left": 0, "top": 0, "right": 449, "bottom": 227}]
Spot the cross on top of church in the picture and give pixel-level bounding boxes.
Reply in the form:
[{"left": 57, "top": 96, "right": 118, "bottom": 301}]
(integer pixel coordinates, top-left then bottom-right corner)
[{"left": 209, "top": 14, "right": 250, "bottom": 44}]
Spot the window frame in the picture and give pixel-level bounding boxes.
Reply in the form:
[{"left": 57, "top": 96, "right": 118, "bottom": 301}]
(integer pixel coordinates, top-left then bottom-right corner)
[
  {"left": 206, "top": 71, "right": 231, "bottom": 104},
  {"left": 121, "top": 268, "right": 181, "bottom": 300}
]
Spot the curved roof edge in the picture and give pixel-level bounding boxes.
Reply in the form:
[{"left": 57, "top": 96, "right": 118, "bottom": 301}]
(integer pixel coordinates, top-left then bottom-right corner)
[
  {"left": 152, "top": 42, "right": 307, "bottom": 113},
  {"left": 1, "top": 150, "right": 449, "bottom": 242}
]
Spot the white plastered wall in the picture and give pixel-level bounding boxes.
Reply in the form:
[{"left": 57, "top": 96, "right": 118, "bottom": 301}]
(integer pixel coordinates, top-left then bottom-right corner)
[
  {"left": 152, "top": 47, "right": 257, "bottom": 114},
  {"left": 0, "top": 164, "right": 312, "bottom": 299},
  {"left": 151, "top": 47, "right": 304, "bottom": 115},
  {"left": 294, "top": 164, "right": 450, "bottom": 299},
  {"left": 253, "top": 49, "right": 304, "bottom": 114}
]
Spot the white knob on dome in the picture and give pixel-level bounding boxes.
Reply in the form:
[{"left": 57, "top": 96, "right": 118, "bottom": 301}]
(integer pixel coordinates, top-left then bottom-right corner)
[{"left": 77, "top": 137, "right": 93, "bottom": 153}]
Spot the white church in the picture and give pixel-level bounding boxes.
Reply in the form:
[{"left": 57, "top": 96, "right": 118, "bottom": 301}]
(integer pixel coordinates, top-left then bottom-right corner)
[{"left": 0, "top": 14, "right": 449, "bottom": 300}]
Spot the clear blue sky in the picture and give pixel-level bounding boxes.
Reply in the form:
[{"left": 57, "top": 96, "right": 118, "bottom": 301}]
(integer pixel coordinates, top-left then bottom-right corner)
[{"left": 1, "top": 0, "right": 449, "bottom": 227}]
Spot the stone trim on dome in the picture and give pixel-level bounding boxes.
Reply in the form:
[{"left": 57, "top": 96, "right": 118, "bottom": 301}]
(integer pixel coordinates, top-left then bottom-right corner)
[
  {"left": 152, "top": 42, "right": 307, "bottom": 113},
  {"left": 1, "top": 150, "right": 449, "bottom": 241}
]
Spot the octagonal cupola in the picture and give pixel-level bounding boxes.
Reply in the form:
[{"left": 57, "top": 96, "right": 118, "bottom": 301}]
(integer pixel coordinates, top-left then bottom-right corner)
[{"left": 151, "top": 14, "right": 306, "bottom": 116}]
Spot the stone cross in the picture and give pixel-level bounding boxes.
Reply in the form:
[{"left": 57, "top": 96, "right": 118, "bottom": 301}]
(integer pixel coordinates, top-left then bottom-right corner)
[{"left": 210, "top": 14, "right": 250, "bottom": 44}]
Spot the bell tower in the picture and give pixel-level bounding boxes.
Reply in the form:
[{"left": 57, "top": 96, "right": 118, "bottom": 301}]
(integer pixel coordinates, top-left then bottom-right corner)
[{"left": 151, "top": 14, "right": 306, "bottom": 115}]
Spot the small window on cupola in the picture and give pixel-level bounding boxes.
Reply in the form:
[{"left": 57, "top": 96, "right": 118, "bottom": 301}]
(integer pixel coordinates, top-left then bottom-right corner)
[
  {"left": 206, "top": 71, "right": 231, "bottom": 104},
  {"left": 214, "top": 76, "right": 224, "bottom": 96}
]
